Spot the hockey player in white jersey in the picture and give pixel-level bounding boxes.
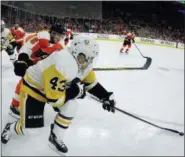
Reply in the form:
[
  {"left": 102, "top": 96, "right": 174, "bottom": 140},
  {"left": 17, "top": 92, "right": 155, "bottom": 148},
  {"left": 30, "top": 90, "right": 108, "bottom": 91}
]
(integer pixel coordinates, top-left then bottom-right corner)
[
  {"left": 1, "top": 35, "right": 116, "bottom": 155},
  {"left": 1, "top": 20, "right": 17, "bottom": 62}
]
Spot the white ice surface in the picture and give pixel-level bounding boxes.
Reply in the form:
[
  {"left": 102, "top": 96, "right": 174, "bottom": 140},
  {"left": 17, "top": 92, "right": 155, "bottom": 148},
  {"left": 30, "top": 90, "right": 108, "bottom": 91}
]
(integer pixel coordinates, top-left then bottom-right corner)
[{"left": 1, "top": 41, "right": 184, "bottom": 156}]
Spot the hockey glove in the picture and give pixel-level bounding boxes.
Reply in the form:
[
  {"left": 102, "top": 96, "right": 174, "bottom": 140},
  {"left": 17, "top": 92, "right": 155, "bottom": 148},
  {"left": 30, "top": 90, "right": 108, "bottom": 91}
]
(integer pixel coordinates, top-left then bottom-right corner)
[
  {"left": 14, "top": 53, "right": 34, "bottom": 77},
  {"left": 102, "top": 92, "right": 116, "bottom": 113},
  {"left": 65, "top": 78, "right": 86, "bottom": 102},
  {"left": 70, "top": 34, "right": 74, "bottom": 40},
  {"left": 132, "top": 39, "right": 135, "bottom": 43},
  {"left": 14, "top": 60, "right": 28, "bottom": 77}
]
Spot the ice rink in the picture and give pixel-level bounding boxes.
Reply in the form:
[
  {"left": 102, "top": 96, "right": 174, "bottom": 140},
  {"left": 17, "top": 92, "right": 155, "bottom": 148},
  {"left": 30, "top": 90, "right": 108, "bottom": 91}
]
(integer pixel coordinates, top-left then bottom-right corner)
[{"left": 1, "top": 40, "right": 184, "bottom": 156}]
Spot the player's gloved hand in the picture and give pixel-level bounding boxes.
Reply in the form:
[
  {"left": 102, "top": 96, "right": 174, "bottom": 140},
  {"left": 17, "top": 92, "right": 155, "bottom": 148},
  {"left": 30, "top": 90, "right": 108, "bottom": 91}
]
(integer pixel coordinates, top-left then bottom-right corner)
[
  {"left": 132, "top": 39, "right": 135, "bottom": 43},
  {"left": 70, "top": 78, "right": 86, "bottom": 99},
  {"left": 65, "top": 77, "right": 86, "bottom": 101},
  {"left": 70, "top": 34, "right": 74, "bottom": 40},
  {"left": 14, "top": 60, "right": 28, "bottom": 77},
  {"left": 101, "top": 92, "right": 116, "bottom": 113}
]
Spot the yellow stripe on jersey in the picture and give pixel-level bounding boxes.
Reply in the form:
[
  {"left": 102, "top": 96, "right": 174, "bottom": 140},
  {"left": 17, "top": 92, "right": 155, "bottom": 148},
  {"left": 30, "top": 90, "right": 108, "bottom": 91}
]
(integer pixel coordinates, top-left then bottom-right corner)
[
  {"left": 16, "top": 83, "right": 25, "bottom": 134},
  {"left": 82, "top": 70, "right": 96, "bottom": 84},
  {"left": 19, "top": 88, "right": 27, "bottom": 128},
  {"left": 82, "top": 70, "right": 97, "bottom": 90},
  {"left": 52, "top": 95, "right": 66, "bottom": 108},
  {"left": 21, "top": 84, "right": 47, "bottom": 102},
  {"left": 42, "top": 64, "right": 67, "bottom": 100},
  {"left": 25, "top": 73, "right": 42, "bottom": 90}
]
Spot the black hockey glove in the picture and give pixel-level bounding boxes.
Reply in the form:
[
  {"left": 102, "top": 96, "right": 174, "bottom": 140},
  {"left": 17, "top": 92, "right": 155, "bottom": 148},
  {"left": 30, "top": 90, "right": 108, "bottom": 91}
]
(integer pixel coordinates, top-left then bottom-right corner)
[
  {"left": 65, "top": 78, "right": 86, "bottom": 102},
  {"left": 14, "top": 53, "right": 34, "bottom": 77},
  {"left": 132, "top": 39, "right": 135, "bottom": 43},
  {"left": 102, "top": 92, "right": 116, "bottom": 113},
  {"left": 70, "top": 34, "right": 74, "bottom": 40},
  {"left": 14, "top": 60, "right": 28, "bottom": 77},
  {"left": 6, "top": 44, "right": 14, "bottom": 55},
  {"left": 50, "top": 78, "right": 86, "bottom": 112}
]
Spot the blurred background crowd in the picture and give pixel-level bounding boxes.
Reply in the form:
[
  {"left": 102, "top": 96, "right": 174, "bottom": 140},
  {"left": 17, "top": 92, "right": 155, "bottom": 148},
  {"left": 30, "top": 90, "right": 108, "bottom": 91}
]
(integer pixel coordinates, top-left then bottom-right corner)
[{"left": 1, "top": 1, "right": 184, "bottom": 43}]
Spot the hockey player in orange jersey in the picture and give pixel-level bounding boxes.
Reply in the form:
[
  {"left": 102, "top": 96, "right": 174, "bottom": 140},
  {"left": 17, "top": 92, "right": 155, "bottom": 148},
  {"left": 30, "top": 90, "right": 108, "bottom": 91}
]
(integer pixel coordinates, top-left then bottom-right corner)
[
  {"left": 9, "top": 24, "right": 66, "bottom": 127},
  {"left": 120, "top": 32, "right": 135, "bottom": 54},
  {"left": 10, "top": 23, "right": 26, "bottom": 50}
]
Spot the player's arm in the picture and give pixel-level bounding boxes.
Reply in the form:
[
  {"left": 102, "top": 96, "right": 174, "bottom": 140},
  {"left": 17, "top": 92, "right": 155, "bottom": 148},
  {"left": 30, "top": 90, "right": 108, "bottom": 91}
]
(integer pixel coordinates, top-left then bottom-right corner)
[
  {"left": 70, "top": 32, "right": 73, "bottom": 40},
  {"left": 33, "top": 43, "right": 63, "bottom": 61},
  {"left": 82, "top": 70, "right": 116, "bottom": 113},
  {"left": 30, "top": 31, "right": 51, "bottom": 60},
  {"left": 37, "top": 30, "right": 50, "bottom": 48},
  {"left": 131, "top": 38, "right": 135, "bottom": 43},
  {"left": 41, "top": 43, "right": 63, "bottom": 55},
  {"left": 131, "top": 34, "right": 135, "bottom": 43}
]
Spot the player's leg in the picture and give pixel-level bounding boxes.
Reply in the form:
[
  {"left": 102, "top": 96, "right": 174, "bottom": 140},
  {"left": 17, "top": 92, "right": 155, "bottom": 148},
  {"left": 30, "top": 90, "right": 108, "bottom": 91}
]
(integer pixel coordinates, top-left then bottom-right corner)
[
  {"left": 2, "top": 89, "right": 28, "bottom": 144},
  {"left": 125, "top": 43, "right": 131, "bottom": 53},
  {"left": 2, "top": 87, "right": 46, "bottom": 144},
  {"left": 120, "top": 41, "right": 128, "bottom": 53},
  {"left": 9, "top": 78, "right": 23, "bottom": 120},
  {"left": 49, "top": 99, "right": 78, "bottom": 154}
]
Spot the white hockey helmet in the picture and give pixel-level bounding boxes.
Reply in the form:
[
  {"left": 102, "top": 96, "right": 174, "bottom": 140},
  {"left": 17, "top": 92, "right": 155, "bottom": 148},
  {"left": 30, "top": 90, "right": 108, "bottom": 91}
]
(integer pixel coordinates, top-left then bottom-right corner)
[{"left": 70, "top": 35, "right": 99, "bottom": 69}]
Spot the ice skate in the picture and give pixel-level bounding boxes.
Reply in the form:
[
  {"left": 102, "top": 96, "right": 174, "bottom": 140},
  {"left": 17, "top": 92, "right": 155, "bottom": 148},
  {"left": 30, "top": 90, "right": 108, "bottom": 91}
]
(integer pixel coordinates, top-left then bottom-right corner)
[
  {"left": 48, "top": 124, "right": 68, "bottom": 156},
  {"left": 1, "top": 123, "right": 12, "bottom": 144}
]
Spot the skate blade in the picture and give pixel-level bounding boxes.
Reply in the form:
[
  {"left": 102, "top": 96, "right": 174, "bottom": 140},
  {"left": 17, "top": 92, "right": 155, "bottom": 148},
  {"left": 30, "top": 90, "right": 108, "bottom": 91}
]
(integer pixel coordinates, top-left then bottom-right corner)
[{"left": 48, "top": 143, "right": 68, "bottom": 156}]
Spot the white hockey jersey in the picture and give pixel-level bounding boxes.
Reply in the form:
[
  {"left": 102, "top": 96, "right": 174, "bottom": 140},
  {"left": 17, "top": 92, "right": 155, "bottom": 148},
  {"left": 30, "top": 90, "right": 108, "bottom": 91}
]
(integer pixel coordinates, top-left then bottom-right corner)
[{"left": 23, "top": 47, "right": 96, "bottom": 105}]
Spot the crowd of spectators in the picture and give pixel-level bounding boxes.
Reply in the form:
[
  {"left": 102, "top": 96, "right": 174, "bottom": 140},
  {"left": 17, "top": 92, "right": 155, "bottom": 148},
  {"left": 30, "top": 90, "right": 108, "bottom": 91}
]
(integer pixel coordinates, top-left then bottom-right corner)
[{"left": 2, "top": 1, "right": 184, "bottom": 43}]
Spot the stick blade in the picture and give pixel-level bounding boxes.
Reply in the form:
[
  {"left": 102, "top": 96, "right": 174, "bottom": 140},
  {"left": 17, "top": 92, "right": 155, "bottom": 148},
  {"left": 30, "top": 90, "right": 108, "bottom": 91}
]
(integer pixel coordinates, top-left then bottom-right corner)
[
  {"left": 93, "top": 56, "right": 152, "bottom": 71},
  {"left": 142, "top": 57, "right": 152, "bottom": 70}
]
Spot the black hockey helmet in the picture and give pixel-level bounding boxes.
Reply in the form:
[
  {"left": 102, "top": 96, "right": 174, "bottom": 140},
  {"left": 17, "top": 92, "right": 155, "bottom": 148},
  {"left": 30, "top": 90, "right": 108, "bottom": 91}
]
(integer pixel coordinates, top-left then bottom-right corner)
[{"left": 50, "top": 24, "right": 65, "bottom": 34}]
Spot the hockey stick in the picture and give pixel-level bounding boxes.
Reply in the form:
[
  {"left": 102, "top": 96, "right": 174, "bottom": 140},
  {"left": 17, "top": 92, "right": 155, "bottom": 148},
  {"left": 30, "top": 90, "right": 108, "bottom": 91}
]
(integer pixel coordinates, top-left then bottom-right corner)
[
  {"left": 133, "top": 43, "right": 146, "bottom": 58},
  {"left": 89, "top": 95, "right": 184, "bottom": 136},
  {"left": 93, "top": 57, "right": 152, "bottom": 71},
  {"left": 93, "top": 43, "right": 152, "bottom": 71}
]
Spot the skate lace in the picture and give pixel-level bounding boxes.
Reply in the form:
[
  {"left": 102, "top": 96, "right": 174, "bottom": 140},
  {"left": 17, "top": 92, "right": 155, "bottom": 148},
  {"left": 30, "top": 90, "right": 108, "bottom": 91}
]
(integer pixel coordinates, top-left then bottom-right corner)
[{"left": 57, "top": 140, "right": 66, "bottom": 148}]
